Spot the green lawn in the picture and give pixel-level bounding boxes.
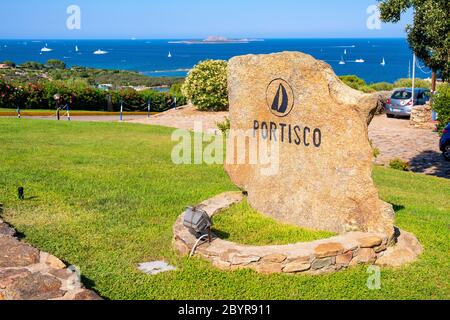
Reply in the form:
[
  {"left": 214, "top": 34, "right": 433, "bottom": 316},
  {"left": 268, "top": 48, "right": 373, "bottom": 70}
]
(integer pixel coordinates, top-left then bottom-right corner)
[
  {"left": 213, "top": 200, "right": 335, "bottom": 245},
  {"left": 0, "top": 118, "right": 449, "bottom": 300}
]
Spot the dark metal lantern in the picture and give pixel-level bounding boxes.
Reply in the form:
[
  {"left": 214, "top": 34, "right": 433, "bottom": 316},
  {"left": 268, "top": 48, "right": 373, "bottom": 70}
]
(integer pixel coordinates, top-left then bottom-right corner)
[
  {"left": 183, "top": 206, "right": 212, "bottom": 238},
  {"left": 18, "top": 187, "right": 24, "bottom": 200}
]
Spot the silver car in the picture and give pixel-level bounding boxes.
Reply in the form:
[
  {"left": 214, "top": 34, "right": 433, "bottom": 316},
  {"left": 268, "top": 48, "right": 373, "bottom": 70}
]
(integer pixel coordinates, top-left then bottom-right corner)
[{"left": 385, "top": 88, "right": 430, "bottom": 118}]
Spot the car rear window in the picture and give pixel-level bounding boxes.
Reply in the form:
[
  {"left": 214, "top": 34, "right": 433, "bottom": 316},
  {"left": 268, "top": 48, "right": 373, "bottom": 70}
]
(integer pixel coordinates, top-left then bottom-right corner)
[{"left": 392, "top": 91, "right": 412, "bottom": 100}]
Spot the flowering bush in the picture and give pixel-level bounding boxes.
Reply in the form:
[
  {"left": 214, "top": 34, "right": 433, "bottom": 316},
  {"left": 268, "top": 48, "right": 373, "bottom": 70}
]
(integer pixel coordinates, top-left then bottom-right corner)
[
  {"left": 0, "top": 80, "right": 26, "bottom": 108},
  {"left": 23, "top": 83, "right": 46, "bottom": 109},
  {"left": 182, "top": 60, "right": 228, "bottom": 111},
  {"left": 0, "top": 78, "right": 184, "bottom": 112}
]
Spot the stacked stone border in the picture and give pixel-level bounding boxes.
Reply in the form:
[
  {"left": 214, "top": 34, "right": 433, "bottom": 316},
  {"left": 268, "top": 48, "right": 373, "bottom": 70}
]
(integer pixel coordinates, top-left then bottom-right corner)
[
  {"left": 173, "top": 192, "right": 423, "bottom": 274},
  {"left": 410, "top": 102, "right": 434, "bottom": 130},
  {"left": 0, "top": 218, "right": 102, "bottom": 300}
]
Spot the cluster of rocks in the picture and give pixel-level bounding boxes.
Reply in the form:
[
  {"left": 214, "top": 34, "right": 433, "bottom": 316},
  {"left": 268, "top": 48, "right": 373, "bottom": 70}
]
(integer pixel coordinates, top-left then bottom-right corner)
[
  {"left": 173, "top": 192, "right": 423, "bottom": 275},
  {"left": 410, "top": 103, "right": 434, "bottom": 129},
  {"left": 0, "top": 218, "right": 101, "bottom": 300}
]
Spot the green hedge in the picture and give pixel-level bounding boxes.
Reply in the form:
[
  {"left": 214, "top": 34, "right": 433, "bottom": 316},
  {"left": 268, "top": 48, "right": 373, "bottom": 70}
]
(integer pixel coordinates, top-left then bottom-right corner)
[
  {"left": 339, "top": 75, "right": 432, "bottom": 93},
  {"left": 339, "top": 75, "right": 367, "bottom": 90},
  {"left": 394, "top": 78, "right": 432, "bottom": 90},
  {"left": 0, "top": 79, "right": 186, "bottom": 112},
  {"left": 433, "top": 83, "right": 450, "bottom": 133}
]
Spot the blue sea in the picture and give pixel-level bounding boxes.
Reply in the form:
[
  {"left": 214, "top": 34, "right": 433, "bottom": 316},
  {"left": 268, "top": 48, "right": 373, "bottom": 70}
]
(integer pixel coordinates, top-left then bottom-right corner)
[{"left": 0, "top": 38, "right": 431, "bottom": 83}]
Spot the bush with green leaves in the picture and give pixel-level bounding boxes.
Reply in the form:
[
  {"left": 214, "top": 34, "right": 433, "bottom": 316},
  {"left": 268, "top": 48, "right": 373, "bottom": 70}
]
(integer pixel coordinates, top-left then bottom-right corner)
[
  {"left": 359, "top": 85, "right": 376, "bottom": 93},
  {"left": 433, "top": 83, "right": 450, "bottom": 133},
  {"left": 340, "top": 75, "right": 387, "bottom": 93},
  {"left": 339, "top": 75, "right": 433, "bottom": 93},
  {"left": 46, "top": 59, "right": 66, "bottom": 69},
  {"left": 339, "top": 75, "right": 367, "bottom": 90},
  {"left": 169, "top": 83, "right": 183, "bottom": 95},
  {"left": 394, "top": 78, "right": 431, "bottom": 89},
  {"left": 369, "top": 82, "right": 394, "bottom": 91},
  {"left": 216, "top": 117, "right": 230, "bottom": 135},
  {"left": 389, "top": 159, "right": 410, "bottom": 172},
  {"left": 40, "top": 79, "right": 104, "bottom": 110},
  {"left": 20, "top": 61, "right": 46, "bottom": 70},
  {"left": 370, "top": 139, "right": 381, "bottom": 158},
  {"left": 182, "top": 60, "right": 228, "bottom": 111}
]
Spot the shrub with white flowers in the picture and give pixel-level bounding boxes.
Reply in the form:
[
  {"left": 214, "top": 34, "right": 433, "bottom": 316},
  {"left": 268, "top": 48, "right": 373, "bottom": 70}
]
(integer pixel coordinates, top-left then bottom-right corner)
[{"left": 182, "top": 60, "right": 228, "bottom": 111}]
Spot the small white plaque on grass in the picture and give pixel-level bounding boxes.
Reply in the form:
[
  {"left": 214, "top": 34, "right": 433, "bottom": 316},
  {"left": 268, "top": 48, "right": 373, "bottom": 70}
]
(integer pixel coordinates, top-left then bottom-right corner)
[{"left": 138, "top": 261, "right": 177, "bottom": 275}]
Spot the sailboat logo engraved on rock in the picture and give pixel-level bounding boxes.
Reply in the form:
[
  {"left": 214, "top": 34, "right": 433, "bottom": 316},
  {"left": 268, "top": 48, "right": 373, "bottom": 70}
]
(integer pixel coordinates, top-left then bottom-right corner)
[{"left": 266, "top": 78, "right": 295, "bottom": 117}]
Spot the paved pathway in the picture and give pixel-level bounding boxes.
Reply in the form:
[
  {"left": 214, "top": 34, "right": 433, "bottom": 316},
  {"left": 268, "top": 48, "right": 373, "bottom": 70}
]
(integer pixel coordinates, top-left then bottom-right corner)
[
  {"left": 369, "top": 116, "right": 449, "bottom": 179},
  {"left": 130, "top": 106, "right": 229, "bottom": 133}
]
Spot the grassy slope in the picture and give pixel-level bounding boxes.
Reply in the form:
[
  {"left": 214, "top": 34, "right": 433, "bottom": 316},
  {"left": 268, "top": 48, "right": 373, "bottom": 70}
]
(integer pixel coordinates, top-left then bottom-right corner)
[{"left": 0, "top": 119, "right": 448, "bottom": 300}]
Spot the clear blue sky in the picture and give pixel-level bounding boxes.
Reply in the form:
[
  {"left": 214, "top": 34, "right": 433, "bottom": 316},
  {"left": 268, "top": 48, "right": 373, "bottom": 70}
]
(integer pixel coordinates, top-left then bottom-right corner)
[{"left": 0, "top": 0, "right": 413, "bottom": 39}]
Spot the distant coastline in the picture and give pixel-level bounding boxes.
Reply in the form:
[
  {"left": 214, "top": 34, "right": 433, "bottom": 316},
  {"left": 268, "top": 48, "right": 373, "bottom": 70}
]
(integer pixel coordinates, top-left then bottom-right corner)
[{"left": 169, "top": 36, "right": 264, "bottom": 45}]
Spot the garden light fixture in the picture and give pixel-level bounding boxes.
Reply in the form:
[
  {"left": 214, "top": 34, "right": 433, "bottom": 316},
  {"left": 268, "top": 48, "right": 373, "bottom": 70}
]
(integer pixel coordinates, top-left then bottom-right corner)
[
  {"left": 183, "top": 206, "right": 212, "bottom": 240},
  {"left": 183, "top": 206, "right": 214, "bottom": 257}
]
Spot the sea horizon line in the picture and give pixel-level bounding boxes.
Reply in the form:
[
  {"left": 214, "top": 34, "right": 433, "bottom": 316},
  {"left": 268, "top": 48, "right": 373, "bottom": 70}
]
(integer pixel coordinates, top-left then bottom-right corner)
[{"left": 0, "top": 37, "right": 408, "bottom": 41}]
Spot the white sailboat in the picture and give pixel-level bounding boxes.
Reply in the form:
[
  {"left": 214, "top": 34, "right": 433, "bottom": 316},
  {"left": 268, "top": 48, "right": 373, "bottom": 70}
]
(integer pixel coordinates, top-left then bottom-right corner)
[
  {"left": 381, "top": 57, "right": 386, "bottom": 66},
  {"left": 75, "top": 45, "right": 79, "bottom": 52},
  {"left": 94, "top": 49, "right": 108, "bottom": 55},
  {"left": 168, "top": 51, "right": 172, "bottom": 58},
  {"left": 41, "top": 44, "right": 53, "bottom": 52},
  {"left": 344, "top": 49, "right": 347, "bottom": 55},
  {"left": 339, "top": 56, "right": 346, "bottom": 65},
  {"left": 355, "top": 58, "right": 365, "bottom": 63}
]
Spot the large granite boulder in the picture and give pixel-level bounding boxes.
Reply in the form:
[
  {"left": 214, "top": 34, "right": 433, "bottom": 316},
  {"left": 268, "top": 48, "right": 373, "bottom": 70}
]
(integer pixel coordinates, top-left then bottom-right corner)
[{"left": 225, "top": 52, "right": 395, "bottom": 237}]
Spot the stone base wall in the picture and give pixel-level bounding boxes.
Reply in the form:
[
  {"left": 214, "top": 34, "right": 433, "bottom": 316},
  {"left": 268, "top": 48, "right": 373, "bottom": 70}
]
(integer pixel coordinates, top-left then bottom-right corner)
[
  {"left": 173, "top": 192, "right": 423, "bottom": 274},
  {"left": 410, "top": 103, "right": 434, "bottom": 129},
  {"left": 0, "top": 218, "right": 102, "bottom": 300}
]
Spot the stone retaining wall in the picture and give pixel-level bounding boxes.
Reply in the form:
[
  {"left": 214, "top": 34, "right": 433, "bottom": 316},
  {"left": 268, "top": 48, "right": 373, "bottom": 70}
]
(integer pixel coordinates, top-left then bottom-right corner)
[
  {"left": 410, "top": 103, "right": 434, "bottom": 129},
  {"left": 173, "top": 192, "right": 423, "bottom": 274},
  {"left": 0, "top": 218, "right": 101, "bottom": 300}
]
